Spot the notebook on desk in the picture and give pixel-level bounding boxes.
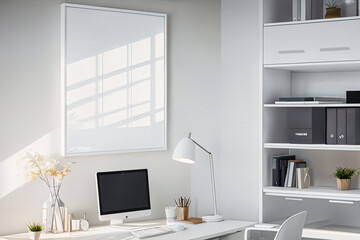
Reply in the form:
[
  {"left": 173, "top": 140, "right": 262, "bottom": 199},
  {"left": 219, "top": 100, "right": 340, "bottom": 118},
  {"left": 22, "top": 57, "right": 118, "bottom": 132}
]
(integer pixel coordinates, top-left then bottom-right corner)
[{"left": 254, "top": 223, "right": 280, "bottom": 229}]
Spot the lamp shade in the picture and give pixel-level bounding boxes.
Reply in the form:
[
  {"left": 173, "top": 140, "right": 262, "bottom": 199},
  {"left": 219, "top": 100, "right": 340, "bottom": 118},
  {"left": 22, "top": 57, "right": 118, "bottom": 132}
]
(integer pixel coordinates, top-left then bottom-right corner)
[{"left": 172, "top": 137, "right": 195, "bottom": 164}]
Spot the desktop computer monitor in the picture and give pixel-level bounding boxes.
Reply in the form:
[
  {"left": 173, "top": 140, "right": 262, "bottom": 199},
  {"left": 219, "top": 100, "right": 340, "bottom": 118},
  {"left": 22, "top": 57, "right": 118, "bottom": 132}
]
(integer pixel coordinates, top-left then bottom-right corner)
[{"left": 96, "top": 169, "right": 151, "bottom": 226}]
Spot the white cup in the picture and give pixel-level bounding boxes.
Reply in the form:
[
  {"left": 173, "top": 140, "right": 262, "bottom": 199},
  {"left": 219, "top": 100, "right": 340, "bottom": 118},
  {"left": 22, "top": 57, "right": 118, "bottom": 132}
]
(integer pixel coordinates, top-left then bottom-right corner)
[{"left": 165, "top": 206, "right": 177, "bottom": 225}]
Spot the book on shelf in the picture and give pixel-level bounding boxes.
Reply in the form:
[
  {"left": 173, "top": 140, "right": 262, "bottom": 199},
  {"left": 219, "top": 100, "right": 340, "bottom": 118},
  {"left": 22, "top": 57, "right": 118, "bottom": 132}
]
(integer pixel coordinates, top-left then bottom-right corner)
[
  {"left": 272, "top": 155, "right": 296, "bottom": 187},
  {"left": 291, "top": 160, "right": 306, "bottom": 187},
  {"left": 287, "top": 162, "right": 295, "bottom": 187},
  {"left": 347, "top": 108, "right": 360, "bottom": 145},
  {"left": 275, "top": 97, "right": 345, "bottom": 105},
  {"left": 275, "top": 101, "right": 344, "bottom": 105},
  {"left": 284, "top": 163, "right": 290, "bottom": 187},
  {"left": 284, "top": 160, "right": 302, "bottom": 187},
  {"left": 278, "top": 97, "right": 345, "bottom": 102},
  {"left": 279, "top": 159, "right": 288, "bottom": 186},
  {"left": 64, "top": 208, "right": 68, "bottom": 232},
  {"left": 281, "top": 158, "right": 301, "bottom": 187},
  {"left": 284, "top": 160, "right": 306, "bottom": 188}
]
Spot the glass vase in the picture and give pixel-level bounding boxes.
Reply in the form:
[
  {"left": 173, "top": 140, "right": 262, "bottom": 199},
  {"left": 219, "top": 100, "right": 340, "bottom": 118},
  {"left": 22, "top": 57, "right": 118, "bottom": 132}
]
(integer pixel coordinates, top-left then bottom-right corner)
[{"left": 42, "top": 184, "right": 65, "bottom": 233}]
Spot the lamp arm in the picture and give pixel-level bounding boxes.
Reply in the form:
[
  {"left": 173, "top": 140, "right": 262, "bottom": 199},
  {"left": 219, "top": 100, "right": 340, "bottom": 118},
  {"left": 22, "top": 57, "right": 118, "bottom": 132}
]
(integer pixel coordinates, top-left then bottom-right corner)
[
  {"left": 190, "top": 138, "right": 212, "bottom": 155},
  {"left": 209, "top": 153, "right": 218, "bottom": 216},
  {"left": 187, "top": 133, "right": 218, "bottom": 216},
  {"left": 189, "top": 137, "right": 218, "bottom": 216}
]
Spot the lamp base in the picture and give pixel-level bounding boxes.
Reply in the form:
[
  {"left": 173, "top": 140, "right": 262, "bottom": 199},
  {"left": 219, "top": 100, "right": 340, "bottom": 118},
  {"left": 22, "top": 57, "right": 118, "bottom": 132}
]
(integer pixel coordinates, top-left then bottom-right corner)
[{"left": 202, "top": 215, "right": 224, "bottom": 222}]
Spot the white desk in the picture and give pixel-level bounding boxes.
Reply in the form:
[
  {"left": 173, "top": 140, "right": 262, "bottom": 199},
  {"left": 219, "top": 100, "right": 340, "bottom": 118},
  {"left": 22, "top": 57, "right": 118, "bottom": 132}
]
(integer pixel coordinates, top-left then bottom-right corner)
[
  {"left": 1, "top": 220, "right": 255, "bottom": 240},
  {"left": 245, "top": 226, "right": 360, "bottom": 240}
]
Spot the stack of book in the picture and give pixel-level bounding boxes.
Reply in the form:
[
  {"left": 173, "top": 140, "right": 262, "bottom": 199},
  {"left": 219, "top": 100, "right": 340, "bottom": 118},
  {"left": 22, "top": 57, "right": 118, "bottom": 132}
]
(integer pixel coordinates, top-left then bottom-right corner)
[
  {"left": 272, "top": 155, "right": 306, "bottom": 188},
  {"left": 275, "top": 97, "right": 345, "bottom": 105}
]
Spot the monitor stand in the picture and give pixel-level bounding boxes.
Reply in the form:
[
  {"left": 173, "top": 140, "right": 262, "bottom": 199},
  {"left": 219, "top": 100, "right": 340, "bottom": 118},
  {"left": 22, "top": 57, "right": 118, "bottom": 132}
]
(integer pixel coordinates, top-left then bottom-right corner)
[{"left": 110, "top": 219, "right": 163, "bottom": 230}]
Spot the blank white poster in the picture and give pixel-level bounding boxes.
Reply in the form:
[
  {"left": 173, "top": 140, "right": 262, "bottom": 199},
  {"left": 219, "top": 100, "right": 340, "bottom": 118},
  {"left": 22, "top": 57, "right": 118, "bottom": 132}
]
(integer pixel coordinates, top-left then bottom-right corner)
[{"left": 61, "top": 4, "right": 167, "bottom": 156}]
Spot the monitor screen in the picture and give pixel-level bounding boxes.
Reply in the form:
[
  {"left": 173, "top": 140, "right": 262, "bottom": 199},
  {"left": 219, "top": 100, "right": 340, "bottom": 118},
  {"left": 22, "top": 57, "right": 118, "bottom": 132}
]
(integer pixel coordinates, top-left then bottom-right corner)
[{"left": 97, "top": 169, "right": 151, "bottom": 215}]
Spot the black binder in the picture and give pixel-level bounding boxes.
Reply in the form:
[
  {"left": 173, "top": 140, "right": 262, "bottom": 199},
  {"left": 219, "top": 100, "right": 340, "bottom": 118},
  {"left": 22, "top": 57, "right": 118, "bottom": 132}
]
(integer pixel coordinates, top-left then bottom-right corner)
[
  {"left": 279, "top": 159, "right": 288, "bottom": 187},
  {"left": 347, "top": 108, "right": 360, "bottom": 145},
  {"left": 272, "top": 157, "right": 280, "bottom": 186},
  {"left": 327, "top": 108, "right": 337, "bottom": 144},
  {"left": 337, "top": 108, "right": 347, "bottom": 144},
  {"left": 272, "top": 155, "right": 296, "bottom": 187}
]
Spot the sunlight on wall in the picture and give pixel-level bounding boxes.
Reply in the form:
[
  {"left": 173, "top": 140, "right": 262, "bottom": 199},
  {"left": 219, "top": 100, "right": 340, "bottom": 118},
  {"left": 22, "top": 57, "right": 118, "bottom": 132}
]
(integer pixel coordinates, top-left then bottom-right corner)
[
  {"left": 131, "top": 64, "right": 151, "bottom": 127},
  {"left": 103, "top": 46, "right": 128, "bottom": 75},
  {"left": 155, "top": 33, "right": 164, "bottom": 58},
  {"left": 0, "top": 130, "right": 58, "bottom": 200},
  {"left": 132, "top": 38, "right": 151, "bottom": 65},
  {"left": 67, "top": 56, "right": 97, "bottom": 85},
  {"left": 67, "top": 55, "right": 98, "bottom": 130},
  {"left": 64, "top": 12, "right": 166, "bottom": 153},
  {"left": 66, "top": 36, "right": 161, "bottom": 131},
  {"left": 155, "top": 33, "right": 165, "bottom": 123},
  {"left": 103, "top": 71, "right": 128, "bottom": 127}
]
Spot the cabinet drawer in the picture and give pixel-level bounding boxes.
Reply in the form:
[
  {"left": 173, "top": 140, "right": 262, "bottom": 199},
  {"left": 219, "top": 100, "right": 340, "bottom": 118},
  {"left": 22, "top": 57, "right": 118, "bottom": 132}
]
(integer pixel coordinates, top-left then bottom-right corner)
[{"left": 264, "top": 19, "right": 360, "bottom": 65}]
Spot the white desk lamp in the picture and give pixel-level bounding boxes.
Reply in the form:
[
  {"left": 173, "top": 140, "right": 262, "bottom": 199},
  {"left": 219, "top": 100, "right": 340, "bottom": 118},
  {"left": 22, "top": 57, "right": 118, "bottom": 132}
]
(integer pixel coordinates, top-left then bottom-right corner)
[{"left": 172, "top": 132, "right": 224, "bottom": 222}]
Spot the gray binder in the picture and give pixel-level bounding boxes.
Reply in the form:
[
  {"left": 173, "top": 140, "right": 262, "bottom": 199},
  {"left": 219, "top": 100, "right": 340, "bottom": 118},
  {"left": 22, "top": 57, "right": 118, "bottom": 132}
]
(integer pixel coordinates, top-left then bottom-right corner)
[
  {"left": 300, "top": 0, "right": 323, "bottom": 21},
  {"left": 293, "top": 0, "right": 301, "bottom": 21},
  {"left": 337, "top": 108, "right": 347, "bottom": 145},
  {"left": 326, "top": 108, "right": 337, "bottom": 144},
  {"left": 347, "top": 108, "right": 360, "bottom": 145}
]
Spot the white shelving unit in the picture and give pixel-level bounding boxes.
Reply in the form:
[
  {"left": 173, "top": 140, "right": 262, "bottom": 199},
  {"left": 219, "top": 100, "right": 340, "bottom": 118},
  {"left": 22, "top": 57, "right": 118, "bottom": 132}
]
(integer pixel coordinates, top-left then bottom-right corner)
[{"left": 260, "top": 1, "right": 360, "bottom": 238}]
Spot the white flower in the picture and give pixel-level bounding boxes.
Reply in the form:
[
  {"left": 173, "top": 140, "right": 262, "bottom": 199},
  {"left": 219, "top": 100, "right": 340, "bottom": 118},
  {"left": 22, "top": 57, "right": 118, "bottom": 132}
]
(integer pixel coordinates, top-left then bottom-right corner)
[{"left": 18, "top": 150, "right": 75, "bottom": 184}]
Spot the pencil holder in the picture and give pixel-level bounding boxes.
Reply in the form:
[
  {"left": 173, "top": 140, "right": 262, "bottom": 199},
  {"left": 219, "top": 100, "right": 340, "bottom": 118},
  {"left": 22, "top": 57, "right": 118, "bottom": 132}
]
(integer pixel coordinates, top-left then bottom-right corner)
[{"left": 177, "top": 207, "right": 189, "bottom": 221}]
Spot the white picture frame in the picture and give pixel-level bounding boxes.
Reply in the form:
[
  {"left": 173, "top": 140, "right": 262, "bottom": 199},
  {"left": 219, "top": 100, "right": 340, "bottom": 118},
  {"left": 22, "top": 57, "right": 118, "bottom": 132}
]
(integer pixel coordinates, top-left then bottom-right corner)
[{"left": 61, "top": 4, "right": 167, "bottom": 156}]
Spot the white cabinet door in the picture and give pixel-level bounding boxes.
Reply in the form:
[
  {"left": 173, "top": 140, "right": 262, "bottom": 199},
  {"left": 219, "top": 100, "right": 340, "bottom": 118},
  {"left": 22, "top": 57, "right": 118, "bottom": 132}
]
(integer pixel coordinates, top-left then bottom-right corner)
[{"left": 264, "top": 19, "right": 360, "bottom": 65}]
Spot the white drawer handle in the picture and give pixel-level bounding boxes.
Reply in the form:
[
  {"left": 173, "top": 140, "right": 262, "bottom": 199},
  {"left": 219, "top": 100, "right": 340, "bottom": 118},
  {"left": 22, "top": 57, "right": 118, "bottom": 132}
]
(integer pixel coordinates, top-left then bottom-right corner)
[
  {"left": 320, "top": 47, "right": 350, "bottom": 52},
  {"left": 285, "top": 197, "right": 303, "bottom": 201},
  {"left": 329, "top": 200, "right": 354, "bottom": 205},
  {"left": 279, "top": 50, "right": 305, "bottom": 54}
]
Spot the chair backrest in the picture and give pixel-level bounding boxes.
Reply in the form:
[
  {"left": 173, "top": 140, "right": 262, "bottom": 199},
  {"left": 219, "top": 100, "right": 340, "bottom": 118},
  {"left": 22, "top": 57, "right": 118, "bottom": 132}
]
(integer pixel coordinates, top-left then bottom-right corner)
[{"left": 274, "top": 211, "right": 307, "bottom": 240}]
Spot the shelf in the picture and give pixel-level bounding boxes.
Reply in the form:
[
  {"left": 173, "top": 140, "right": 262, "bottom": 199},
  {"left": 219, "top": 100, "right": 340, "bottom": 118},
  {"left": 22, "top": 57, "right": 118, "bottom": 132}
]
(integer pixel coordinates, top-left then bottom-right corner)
[
  {"left": 263, "top": 186, "right": 360, "bottom": 201},
  {"left": 264, "top": 60, "right": 360, "bottom": 72},
  {"left": 264, "top": 16, "right": 360, "bottom": 27},
  {"left": 264, "top": 103, "right": 360, "bottom": 108},
  {"left": 264, "top": 143, "right": 360, "bottom": 151}
]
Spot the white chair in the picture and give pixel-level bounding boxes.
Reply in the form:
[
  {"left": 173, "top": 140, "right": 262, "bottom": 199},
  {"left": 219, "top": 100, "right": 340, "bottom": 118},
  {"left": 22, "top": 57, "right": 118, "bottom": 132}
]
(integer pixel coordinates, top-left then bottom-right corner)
[{"left": 244, "top": 211, "right": 307, "bottom": 240}]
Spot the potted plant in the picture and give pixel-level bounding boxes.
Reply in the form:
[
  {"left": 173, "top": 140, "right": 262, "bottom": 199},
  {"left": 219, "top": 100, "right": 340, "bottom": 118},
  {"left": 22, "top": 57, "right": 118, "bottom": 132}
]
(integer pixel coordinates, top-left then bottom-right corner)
[
  {"left": 333, "top": 167, "right": 360, "bottom": 190},
  {"left": 26, "top": 222, "right": 43, "bottom": 240},
  {"left": 325, "top": 0, "right": 341, "bottom": 18}
]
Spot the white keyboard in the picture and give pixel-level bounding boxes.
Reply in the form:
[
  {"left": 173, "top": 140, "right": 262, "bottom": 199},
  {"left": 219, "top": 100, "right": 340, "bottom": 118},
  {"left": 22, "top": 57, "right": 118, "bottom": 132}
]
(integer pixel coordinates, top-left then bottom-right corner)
[{"left": 130, "top": 227, "right": 174, "bottom": 239}]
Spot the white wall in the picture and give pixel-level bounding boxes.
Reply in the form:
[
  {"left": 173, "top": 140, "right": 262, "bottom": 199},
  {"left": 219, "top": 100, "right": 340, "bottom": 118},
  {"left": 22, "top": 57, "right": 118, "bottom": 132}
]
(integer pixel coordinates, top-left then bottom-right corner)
[
  {"left": 0, "top": 0, "right": 221, "bottom": 235},
  {"left": 218, "top": 0, "right": 261, "bottom": 221}
]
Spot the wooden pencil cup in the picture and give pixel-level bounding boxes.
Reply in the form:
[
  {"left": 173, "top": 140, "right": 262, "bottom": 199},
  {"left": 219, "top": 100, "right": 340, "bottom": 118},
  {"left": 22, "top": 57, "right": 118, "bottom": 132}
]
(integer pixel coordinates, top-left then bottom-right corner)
[{"left": 177, "top": 207, "right": 189, "bottom": 221}]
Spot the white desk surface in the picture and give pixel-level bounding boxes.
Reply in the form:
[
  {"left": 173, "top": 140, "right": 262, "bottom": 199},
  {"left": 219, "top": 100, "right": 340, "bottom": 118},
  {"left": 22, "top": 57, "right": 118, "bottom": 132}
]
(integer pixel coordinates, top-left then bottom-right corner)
[
  {"left": 246, "top": 226, "right": 360, "bottom": 240},
  {"left": 1, "top": 219, "right": 256, "bottom": 240}
]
